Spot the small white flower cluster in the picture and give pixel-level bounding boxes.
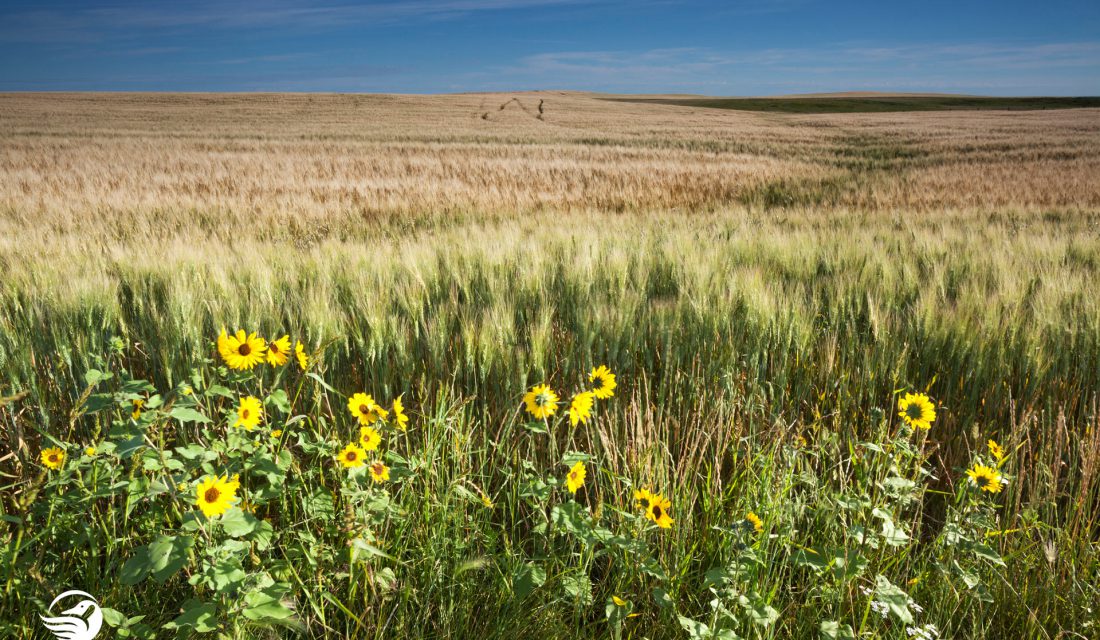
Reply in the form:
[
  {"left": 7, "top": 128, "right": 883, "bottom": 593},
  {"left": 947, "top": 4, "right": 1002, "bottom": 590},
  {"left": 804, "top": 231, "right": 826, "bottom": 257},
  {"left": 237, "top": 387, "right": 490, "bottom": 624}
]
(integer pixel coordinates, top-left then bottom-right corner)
[
  {"left": 870, "top": 601, "right": 889, "bottom": 618},
  {"left": 906, "top": 623, "right": 939, "bottom": 640},
  {"left": 908, "top": 598, "right": 924, "bottom": 614}
]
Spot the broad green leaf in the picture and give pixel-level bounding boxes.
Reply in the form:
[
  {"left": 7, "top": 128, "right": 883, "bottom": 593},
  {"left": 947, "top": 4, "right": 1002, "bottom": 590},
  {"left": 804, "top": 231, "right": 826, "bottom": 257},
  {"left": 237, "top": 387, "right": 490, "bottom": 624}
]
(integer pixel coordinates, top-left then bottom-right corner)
[
  {"left": 512, "top": 563, "right": 546, "bottom": 600},
  {"left": 168, "top": 600, "right": 217, "bottom": 633},
  {"left": 819, "top": 620, "right": 856, "bottom": 640},
  {"left": 874, "top": 575, "right": 914, "bottom": 624},
  {"left": 170, "top": 407, "right": 211, "bottom": 424}
]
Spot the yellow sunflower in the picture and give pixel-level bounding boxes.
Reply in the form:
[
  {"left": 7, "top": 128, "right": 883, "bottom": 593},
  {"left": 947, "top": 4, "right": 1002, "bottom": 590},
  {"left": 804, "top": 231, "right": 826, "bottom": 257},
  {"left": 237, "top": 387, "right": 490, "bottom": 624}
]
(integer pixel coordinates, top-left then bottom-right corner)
[
  {"left": 633, "top": 488, "right": 655, "bottom": 512},
  {"left": 220, "top": 330, "right": 267, "bottom": 370},
  {"left": 897, "top": 392, "right": 936, "bottom": 430},
  {"left": 646, "top": 493, "right": 674, "bottom": 529},
  {"left": 391, "top": 395, "right": 409, "bottom": 431},
  {"left": 987, "top": 439, "right": 1006, "bottom": 462},
  {"left": 195, "top": 474, "right": 240, "bottom": 518},
  {"left": 265, "top": 334, "right": 291, "bottom": 366},
  {"left": 480, "top": 492, "right": 495, "bottom": 509},
  {"left": 294, "top": 341, "right": 309, "bottom": 370},
  {"left": 41, "top": 446, "right": 66, "bottom": 470},
  {"left": 523, "top": 384, "right": 559, "bottom": 420},
  {"left": 348, "top": 393, "right": 387, "bottom": 425},
  {"left": 588, "top": 365, "right": 617, "bottom": 399},
  {"left": 565, "top": 461, "right": 586, "bottom": 494},
  {"left": 359, "top": 426, "right": 382, "bottom": 451},
  {"left": 85, "top": 446, "right": 97, "bottom": 457},
  {"left": 369, "top": 460, "right": 390, "bottom": 483},
  {"left": 131, "top": 398, "right": 144, "bottom": 420},
  {"left": 270, "top": 429, "right": 283, "bottom": 439},
  {"left": 337, "top": 443, "right": 367, "bottom": 468},
  {"left": 966, "top": 464, "right": 1004, "bottom": 494},
  {"left": 234, "top": 396, "right": 263, "bottom": 430},
  {"left": 568, "top": 391, "right": 594, "bottom": 427},
  {"left": 745, "top": 511, "right": 764, "bottom": 534}
]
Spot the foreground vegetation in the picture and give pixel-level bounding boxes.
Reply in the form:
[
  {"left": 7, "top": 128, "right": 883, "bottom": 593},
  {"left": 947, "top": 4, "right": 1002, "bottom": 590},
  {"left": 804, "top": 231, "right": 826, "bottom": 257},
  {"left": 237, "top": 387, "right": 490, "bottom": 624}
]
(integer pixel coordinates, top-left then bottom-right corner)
[{"left": 1, "top": 93, "right": 1098, "bottom": 638}]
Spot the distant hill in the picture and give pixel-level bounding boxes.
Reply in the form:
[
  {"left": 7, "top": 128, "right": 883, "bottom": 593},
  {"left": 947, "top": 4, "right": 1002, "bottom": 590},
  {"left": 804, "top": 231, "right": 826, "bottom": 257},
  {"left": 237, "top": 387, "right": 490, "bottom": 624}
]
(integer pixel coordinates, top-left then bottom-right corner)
[{"left": 607, "top": 94, "right": 1100, "bottom": 114}]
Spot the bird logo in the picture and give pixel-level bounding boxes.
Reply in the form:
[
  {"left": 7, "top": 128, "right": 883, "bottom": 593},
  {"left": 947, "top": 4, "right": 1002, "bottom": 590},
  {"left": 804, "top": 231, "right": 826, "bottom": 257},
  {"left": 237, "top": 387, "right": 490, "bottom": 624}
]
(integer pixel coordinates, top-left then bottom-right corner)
[{"left": 39, "top": 590, "right": 103, "bottom": 640}]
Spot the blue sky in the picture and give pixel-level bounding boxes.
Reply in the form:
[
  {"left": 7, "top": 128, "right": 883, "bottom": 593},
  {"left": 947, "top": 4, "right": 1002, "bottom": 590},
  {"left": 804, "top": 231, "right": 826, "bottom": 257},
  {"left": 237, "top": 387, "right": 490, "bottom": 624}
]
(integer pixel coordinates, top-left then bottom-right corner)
[{"left": 1, "top": 0, "right": 1097, "bottom": 95}]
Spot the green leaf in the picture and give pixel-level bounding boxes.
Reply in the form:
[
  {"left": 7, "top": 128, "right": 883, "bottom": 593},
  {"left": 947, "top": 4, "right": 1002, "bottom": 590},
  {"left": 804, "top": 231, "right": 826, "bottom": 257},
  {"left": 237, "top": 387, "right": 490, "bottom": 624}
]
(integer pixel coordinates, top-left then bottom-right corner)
[
  {"left": 881, "top": 518, "right": 910, "bottom": 547},
  {"left": 242, "top": 586, "right": 296, "bottom": 622},
  {"left": 212, "top": 557, "right": 247, "bottom": 593},
  {"left": 205, "top": 384, "right": 234, "bottom": 399},
  {"left": 120, "top": 546, "right": 151, "bottom": 585},
  {"left": 168, "top": 600, "right": 217, "bottom": 633},
  {"left": 220, "top": 508, "right": 261, "bottom": 537},
  {"left": 874, "top": 575, "right": 914, "bottom": 624},
  {"left": 265, "top": 389, "right": 291, "bottom": 414},
  {"left": 819, "top": 620, "right": 856, "bottom": 640},
  {"left": 562, "top": 572, "right": 593, "bottom": 605},
  {"left": 306, "top": 372, "right": 337, "bottom": 393},
  {"left": 170, "top": 407, "right": 211, "bottom": 424},
  {"left": 793, "top": 546, "right": 830, "bottom": 571},
  {"left": 148, "top": 534, "right": 195, "bottom": 583},
  {"left": 84, "top": 369, "right": 113, "bottom": 386},
  {"left": 652, "top": 587, "right": 674, "bottom": 609},
  {"left": 963, "top": 540, "right": 1006, "bottom": 567},
  {"left": 100, "top": 608, "right": 125, "bottom": 627},
  {"left": 738, "top": 592, "right": 779, "bottom": 627},
  {"left": 678, "top": 616, "right": 712, "bottom": 640},
  {"left": 512, "top": 562, "right": 546, "bottom": 600}
]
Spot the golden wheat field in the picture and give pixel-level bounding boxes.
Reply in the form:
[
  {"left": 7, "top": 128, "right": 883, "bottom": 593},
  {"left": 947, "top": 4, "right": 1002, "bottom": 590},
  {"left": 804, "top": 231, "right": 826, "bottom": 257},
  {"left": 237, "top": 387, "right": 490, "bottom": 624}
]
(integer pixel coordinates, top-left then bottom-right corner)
[{"left": 2, "top": 92, "right": 1099, "bottom": 638}]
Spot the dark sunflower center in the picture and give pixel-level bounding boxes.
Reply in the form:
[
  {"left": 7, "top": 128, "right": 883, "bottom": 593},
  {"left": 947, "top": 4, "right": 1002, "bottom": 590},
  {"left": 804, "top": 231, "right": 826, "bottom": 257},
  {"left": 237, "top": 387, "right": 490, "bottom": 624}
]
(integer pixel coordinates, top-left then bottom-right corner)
[
  {"left": 242, "top": 409, "right": 250, "bottom": 419},
  {"left": 346, "top": 451, "right": 357, "bottom": 461},
  {"left": 977, "top": 475, "right": 990, "bottom": 487},
  {"left": 270, "top": 343, "right": 281, "bottom": 353},
  {"left": 372, "top": 463, "right": 384, "bottom": 474},
  {"left": 569, "top": 471, "right": 578, "bottom": 480},
  {"left": 652, "top": 505, "right": 663, "bottom": 519},
  {"left": 359, "top": 404, "right": 369, "bottom": 414},
  {"left": 204, "top": 487, "right": 221, "bottom": 503},
  {"left": 594, "top": 376, "right": 605, "bottom": 389},
  {"left": 48, "top": 454, "right": 59, "bottom": 463},
  {"left": 238, "top": 343, "right": 251, "bottom": 356},
  {"left": 907, "top": 405, "right": 923, "bottom": 419},
  {"left": 639, "top": 498, "right": 649, "bottom": 509}
]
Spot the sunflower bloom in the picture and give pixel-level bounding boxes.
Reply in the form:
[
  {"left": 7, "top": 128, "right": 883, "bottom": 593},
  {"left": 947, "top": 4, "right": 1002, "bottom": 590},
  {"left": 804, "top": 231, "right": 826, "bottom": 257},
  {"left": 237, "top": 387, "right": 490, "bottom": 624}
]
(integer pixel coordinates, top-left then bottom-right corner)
[
  {"left": 967, "top": 464, "right": 1004, "bottom": 494},
  {"left": 480, "top": 492, "right": 495, "bottom": 509},
  {"left": 131, "top": 398, "right": 144, "bottom": 420},
  {"left": 337, "top": 443, "right": 367, "bottom": 468},
  {"left": 897, "top": 392, "right": 936, "bottom": 430},
  {"left": 41, "top": 447, "right": 66, "bottom": 470},
  {"left": 987, "top": 439, "right": 1006, "bottom": 462},
  {"left": 369, "top": 461, "right": 390, "bottom": 483},
  {"left": 234, "top": 396, "right": 263, "bottom": 430},
  {"left": 633, "top": 488, "right": 655, "bottom": 512},
  {"left": 565, "top": 461, "right": 586, "bottom": 494},
  {"left": 270, "top": 429, "right": 282, "bottom": 439},
  {"left": 646, "top": 493, "right": 674, "bottom": 529},
  {"left": 294, "top": 341, "right": 309, "bottom": 370},
  {"left": 348, "top": 393, "right": 387, "bottom": 425},
  {"left": 568, "top": 391, "right": 594, "bottom": 427},
  {"left": 356, "top": 425, "right": 381, "bottom": 451},
  {"left": 85, "top": 446, "right": 97, "bottom": 457},
  {"left": 265, "top": 334, "right": 291, "bottom": 366},
  {"left": 588, "top": 365, "right": 617, "bottom": 399},
  {"left": 195, "top": 474, "right": 240, "bottom": 518},
  {"left": 220, "top": 330, "right": 267, "bottom": 370},
  {"left": 523, "top": 384, "right": 559, "bottom": 420},
  {"left": 745, "top": 511, "right": 764, "bottom": 534},
  {"left": 391, "top": 395, "right": 409, "bottom": 431}
]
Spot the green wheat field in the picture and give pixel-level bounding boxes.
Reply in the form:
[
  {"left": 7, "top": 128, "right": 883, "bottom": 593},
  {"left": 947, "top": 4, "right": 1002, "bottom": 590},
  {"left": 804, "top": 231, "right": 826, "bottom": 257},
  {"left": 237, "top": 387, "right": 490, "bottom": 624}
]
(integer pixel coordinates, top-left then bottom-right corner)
[{"left": 1, "top": 92, "right": 1099, "bottom": 638}]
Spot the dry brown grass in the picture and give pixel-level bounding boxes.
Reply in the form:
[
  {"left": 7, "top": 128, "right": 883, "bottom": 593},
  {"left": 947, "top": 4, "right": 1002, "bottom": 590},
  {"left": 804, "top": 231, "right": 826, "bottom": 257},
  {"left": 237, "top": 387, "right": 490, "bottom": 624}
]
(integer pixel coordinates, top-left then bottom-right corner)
[{"left": 2, "top": 92, "right": 1098, "bottom": 246}]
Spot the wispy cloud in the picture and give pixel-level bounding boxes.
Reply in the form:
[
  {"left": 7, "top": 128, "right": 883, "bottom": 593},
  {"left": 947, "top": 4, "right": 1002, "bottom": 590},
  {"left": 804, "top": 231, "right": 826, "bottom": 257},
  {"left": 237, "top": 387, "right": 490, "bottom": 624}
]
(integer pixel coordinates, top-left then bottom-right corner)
[
  {"left": 470, "top": 41, "right": 1100, "bottom": 94},
  {"left": 0, "top": 0, "right": 603, "bottom": 43}
]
